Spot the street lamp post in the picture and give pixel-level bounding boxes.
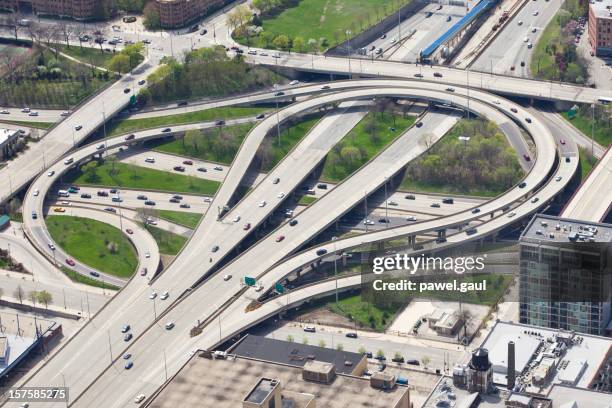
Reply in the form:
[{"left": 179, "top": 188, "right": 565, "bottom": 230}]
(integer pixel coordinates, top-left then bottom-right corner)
[{"left": 346, "top": 30, "right": 352, "bottom": 75}]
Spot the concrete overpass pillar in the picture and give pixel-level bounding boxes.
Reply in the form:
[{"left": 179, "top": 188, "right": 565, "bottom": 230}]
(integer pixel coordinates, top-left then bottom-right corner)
[{"left": 437, "top": 229, "right": 446, "bottom": 238}]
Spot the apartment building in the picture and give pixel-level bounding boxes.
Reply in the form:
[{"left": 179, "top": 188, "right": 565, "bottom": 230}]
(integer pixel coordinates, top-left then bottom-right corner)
[
  {"left": 156, "top": 0, "right": 227, "bottom": 28},
  {"left": 0, "top": 0, "right": 112, "bottom": 20},
  {"left": 589, "top": 0, "right": 612, "bottom": 57}
]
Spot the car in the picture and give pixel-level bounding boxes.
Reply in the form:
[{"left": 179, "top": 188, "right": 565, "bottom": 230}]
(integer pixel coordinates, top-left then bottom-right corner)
[
  {"left": 531, "top": 197, "right": 539, "bottom": 203},
  {"left": 145, "top": 157, "right": 155, "bottom": 163},
  {"left": 54, "top": 207, "right": 66, "bottom": 213},
  {"left": 125, "top": 134, "right": 136, "bottom": 141},
  {"left": 75, "top": 125, "right": 82, "bottom": 131},
  {"left": 214, "top": 166, "right": 223, "bottom": 171},
  {"left": 436, "top": 237, "right": 447, "bottom": 244},
  {"left": 405, "top": 194, "right": 415, "bottom": 200},
  {"left": 524, "top": 37, "right": 529, "bottom": 43},
  {"left": 521, "top": 61, "right": 525, "bottom": 67},
  {"left": 123, "top": 353, "right": 132, "bottom": 360},
  {"left": 28, "top": 111, "right": 38, "bottom": 116},
  {"left": 316, "top": 248, "right": 327, "bottom": 256},
  {"left": 433, "top": 72, "right": 443, "bottom": 78},
  {"left": 466, "top": 228, "right": 477, "bottom": 236},
  {"left": 446, "top": 15, "right": 452, "bottom": 22},
  {"left": 431, "top": 203, "right": 441, "bottom": 208},
  {"left": 378, "top": 218, "right": 389, "bottom": 223},
  {"left": 80, "top": 193, "right": 92, "bottom": 199},
  {"left": 138, "top": 79, "right": 146, "bottom": 85},
  {"left": 121, "top": 324, "right": 131, "bottom": 333},
  {"left": 123, "top": 88, "right": 131, "bottom": 94},
  {"left": 177, "top": 101, "right": 188, "bottom": 107},
  {"left": 33, "top": 189, "right": 39, "bottom": 196},
  {"left": 258, "top": 200, "right": 266, "bottom": 207},
  {"left": 289, "top": 219, "right": 298, "bottom": 226},
  {"left": 140, "top": 268, "right": 148, "bottom": 276},
  {"left": 211, "top": 245, "right": 219, "bottom": 253},
  {"left": 124, "top": 333, "right": 132, "bottom": 341},
  {"left": 149, "top": 291, "right": 157, "bottom": 299},
  {"left": 112, "top": 196, "right": 123, "bottom": 202},
  {"left": 223, "top": 274, "right": 232, "bottom": 281},
  {"left": 145, "top": 200, "right": 156, "bottom": 206},
  {"left": 0, "top": 110, "right": 9, "bottom": 114},
  {"left": 247, "top": 49, "right": 257, "bottom": 55},
  {"left": 523, "top": 154, "right": 531, "bottom": 162},
  {"left": 47, "top": 170, "right": 55, "bottom": 177},
  {"left": 364, "top": 219, "right": 375, "bottom": 226},
  {"left": 137, "top": 194, "right": 148, "bottom": 200},
  {"left": 304, "top": 325, "right": 316, "bottom": 333},
  {"left": 555, "top": 176, "right": 562, "bottom": 182},
  {"left": 64, "top": 258, "right": 76, "bottom": 267},
  {"left": 160, "top": 291, "right": 169, "bottom": 300},
  {"left": 180, "top": 203, "right": 191, "bottom": 209},
  {"left": 204, "top": 197, "right": 212, "bottom": 203},
  {"left": 243, "top": 223, "right": 251, "bottom": 230},
  {"left": 472, "top": 208, "right": 481, "bottom": 214},
  {"left": 173, "top": 166, "right": 185, "bottom": 172},
  {"left": 126, "top": 229, "right": 134, "bottom": 235},
  {"left": 256, "top": 113, "right": 265, "bottom": 119},
  {"left": 96, "top": 143, "right": 105, "bottom": 150},
  {"left": 406, "top": 216, "right": 417, "bottom": 221},
  {"left": 415, "top": 122, "right": 423, "bottom": 128},
  {"left": 289, "top": 80, "right": 299, "bottom": 85},
  {"left": 390, "top": 38, "right": 397, "bottom": 44},
  {"left": 90, "top": 271, "right": 100, "bottom": 277},
  {"left": 215, "top": 120, "right": 225, "bottom": 126},
  {"left": 345, "top": 332, "right": 358, "bottom": 338},
  {"left": 531, "top": 28, "right": 537, "bottom": 34},
  {"left": 511, "top": 65, "right": 516, "bottom": 71},
  {"left": 532, "top": 10, "right": 538, "bottom": 16},
  {"left": 414, "top": 73, "right": 423, "bottom": 78},
  {"left": 380, "top": 33, "right": 387, "bottom": 39},
  {"left": 284, "top": 209, "right": 293, "bottom": 217},
  {"left": 559, "top": 139, "right": 566, "bottom": 145},
  {"left": 510, "top": 107, "right": 518, "bottom": 113},
  {"left": 165, "top": 322, "right": 174, "bottom": 330},
  {"left": 376, "top": 48, "right": 383, "bottom": 55},
  {"left": 273, "top": 177, "right": 280, "bottom": 184},
  {"left": 197, "top": 167, "right": 207, "bottom": 172},
  {"left": 21, "top": 107, "right": 30, "bottom": 113},
  {"left": 519, "top": 182, "right": 527, "bottom": 188},
  {"left": 527, "top": 43, "right": 532, "bottom": 49},
  {"left": 104, "top": 207, "right": 117, "bottom": 213},
  {"left": 518, "top": 20, "right": 523, "bottom": 26},
  {"left": 47, "top": 242, "right": 55, "bottom": 251},
  {"left": 442, "top": 198, "right": 454, "bottom": 204},
  {"left": 317, "top": 183, "right": 327, "bottom": 190},
  {"left": 321, "top": 85, "right": 331, "bottom": 90},
  {"left": 446, "top": 87, "right": 455, "bottom": 92},
  {"left": 277, "top": 192, "right": 285, "bottom": 198},
  {"left": 233, "top": 215, "right": 241, "bottom": 222},
  {"left": 274, "top": 91, "right": 285, "bottom": 98},
  {"left": 525, "top": 117, "right": 532, "bottom": 123},
  {"left": 134, "top": 394, "right": 145, "bottom": 403},
  {"left": 406, "top": 359, "right": 420, "bottom": 366},
  {"left": 276, "top": 235, "right": 285, "bottom": 242},
  {"left": 161, "top": 128, "right": 172, "bottom": 133},
  {"left": 169, "top": 198, "right": 180, "bottom": 203},
  {"left": 125, "top": 361, "right": 134, "bottom": 370}
]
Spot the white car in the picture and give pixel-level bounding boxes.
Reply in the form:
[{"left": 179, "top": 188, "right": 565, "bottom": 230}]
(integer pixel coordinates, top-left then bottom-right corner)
[
  {"left": 160, "top": 291, "right": 169, "bottom": 300},
  {"left": 524, "top": 37, "right": 529, "bottom": 43},
  {"left": 277, "top": 192, "right": 285, "bottom": 199},
  {"left": 492, "top": 99, "right": 501, "bottom": 105},
  {"left": 149, "top": 291, "right": 157, "bottom": 299},
  {"left": 259, "top": 200, "right": 266, "bottom": 207},
  {"left": 518, "top": 20, "right": 523, "bottom": 26},
  {"left": 260, "top": 52, "right": 268, "bottom": 56},
  {"left": 406, "top": 216, "right": 417, "bottom": 221},
  {"left": 134, "top": 394, "right": 145, "bottom": 403},
  {"left": 96, "top": 143, "right": 105, "bottom": 150},
  {"left": 232, "top": 215, "right": 241, "bottom": 222},
  {"left": 28, "top": 111, "right": 38, "bottom": 116},
  {"left": 60, "top": 111, "right": 70, "bottom": 116},
  {"left": 387, "top": 200, "right": 398, "bottom": 206},
  {"left": 21, "top": 107, "right": 30, "bottom": 113},
  {"left": 47, "top": 170, "right": 55, "bottom": 177},
  {"left": 364, "top": 219, "right": 375, "bottom": 226},
  {"left": 145, "top": 251, "right": 151, "bottom": 258},
  {"left": 223, "top": 274, "right": 232, "bottom": 281},
  {"left": 204, "top": 197, "right": 212, "bottom": 203},
  {"left": 248, "top": 50, "right": 257, "bottom": 55},
  {"left": 33, "top": 189, "right": 39, "bottom": 196},
  {"left": 390, "top": 38, "right": 397, "bottom": 44},
  {"left": 555, "top": 176, "right": 562, "bottom": 182},
  {"left": 145, "top": 157, "right": 155, "bottom": 163},
  {"left": 165, "top": 322, "right": 174, "bottom": 330},
  {"left": 289, "top": 80, "right": 299, "bottom": 85},
  {"left": 507, "top": 212, "right": 516, "bottom": 218},
  {"left": 532, "top": 10, "right": 538, "bottom": 16},
  {"left": 0, "top": 110, "right": 9, "bottom": 114}
]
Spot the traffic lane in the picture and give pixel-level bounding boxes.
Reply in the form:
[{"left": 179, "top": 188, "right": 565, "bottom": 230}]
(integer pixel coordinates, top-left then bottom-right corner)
[
  {"left": 53, "top": 186, "right": 211, "bottom": 214},
  {"left": 0, "top": 108, "right": 65, "bottom": 122},
  {"left": 499, "top": 121, "right": 532, "bottom": 171}
]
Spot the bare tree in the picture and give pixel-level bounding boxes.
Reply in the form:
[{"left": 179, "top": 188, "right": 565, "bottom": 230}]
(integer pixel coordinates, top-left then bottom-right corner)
[
  {"left": 13, "top": 285, "right": 24, "bottom": 304},
  {"left": 59, "top": 21, "right": 73, "bottom": 48}
]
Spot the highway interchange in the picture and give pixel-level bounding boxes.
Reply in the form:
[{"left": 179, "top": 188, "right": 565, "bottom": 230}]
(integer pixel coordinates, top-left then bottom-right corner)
[{"left": 0, "top": 2, "right": 608, "bottom": 407}]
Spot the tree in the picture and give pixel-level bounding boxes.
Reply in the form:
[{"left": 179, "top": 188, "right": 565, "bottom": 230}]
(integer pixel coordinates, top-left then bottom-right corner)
[
  {"left": 302, "top": 337, "right": 309, "bottom": 345},
  {"left": 376, "top": 349, "right": 385, "bottom": 359},
  {"left": 14, "top": 285, "right": 24, "bottom": 304},
  {"left": 37, "top": 291, "right": 53, "bottom": 309},
  {"left": 28, "top": 290, "right": 37, "bottom": 308},
  {"left": 286, "top": 334, "right": 294, "bottom": 342},
  {"left": 394, "top": 351, "right": 403, "bottom": 361},
  {"left": 421, "top": 355, "right": 431, "bottom": 368},
  {"left": 143, "top": 3, "right": 161, "bottom": 30},
  {"left": 358, "top": 346, "right": 366, "bottom": 354},
  {"left": 318, "top": 340, "right": 326, "bottom": 348},
  {"left": 261, "top": 31, "right": 275, "bottom": 47},
  {"left": 336, "top": 343, "right": 344, "bottom": 351},
  {"left": 293, "top": 36, "right": 306, "bottom": 53},
  {"left": 108, "top": 54, "right": 131, "bottom": 73},
  {"left": 273, "top": 35, "right": 290, "bottom": 51}
]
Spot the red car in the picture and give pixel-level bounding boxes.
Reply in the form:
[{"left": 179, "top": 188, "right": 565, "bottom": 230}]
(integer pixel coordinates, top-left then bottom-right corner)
[
  {"left": 126, "top": 228, "right": 134, "bottom": 235},
  {"left": 243, "top": 223, "right": 251, "bottom": 231},
  {"left": 560, "top": 139, "right": 566, "bottom": 145},
  {"left": 183, "top": 160, "right": 193, "bottom": 165},
  {"left": 66, "top": 258, "right": 75, "bottom": 266},
  {"left": 276, "top": 235, "right": 285, "bottom": 242}
]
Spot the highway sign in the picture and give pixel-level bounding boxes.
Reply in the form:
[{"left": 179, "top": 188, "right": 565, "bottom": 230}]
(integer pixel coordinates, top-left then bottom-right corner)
[
  {"left": 275, "top": 282, "right": 285, "bottom": 294},
  {"left": 244, "top": 276, "right": 256, "bottom": 286}
]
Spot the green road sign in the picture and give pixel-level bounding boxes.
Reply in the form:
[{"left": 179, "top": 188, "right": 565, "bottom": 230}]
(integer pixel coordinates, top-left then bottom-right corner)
[
  {"left": 129, "top": 95, "right": 137, "bottom": 105},
  {"left": 275, "top": 282, "right": 285, "bottom": 294},
  {"left": 244, "top": 276, "right": 256, "bottom": 286}
]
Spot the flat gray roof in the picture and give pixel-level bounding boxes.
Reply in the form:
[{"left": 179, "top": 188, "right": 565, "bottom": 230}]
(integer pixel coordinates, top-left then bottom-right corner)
[
  {"left": 547, "top": 384, "right": 612, "bottom": 407},
  {"left": 520, "top": 214, "right": 612, "bottom": 244},
  {"left": 590, "top": 1, "right": 612, "bottom": 19}
]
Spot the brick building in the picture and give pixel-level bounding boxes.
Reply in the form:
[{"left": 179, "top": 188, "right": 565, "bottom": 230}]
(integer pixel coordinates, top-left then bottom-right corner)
[
  {"left": 589, "top": 0, "right": 612, "bottom": 57},
  {"left": 0, "top": 0, "right": 113, "bottom": 21},
  {"left": 156, "top": 0, "right": 227, "bottom": 28}
]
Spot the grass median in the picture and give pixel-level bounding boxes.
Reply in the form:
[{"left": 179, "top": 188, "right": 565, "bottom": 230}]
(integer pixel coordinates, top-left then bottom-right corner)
[
  {"left": 47, "top": 215, "right": 138, "bottom": 279},
  {"left": 0, "top": 120, "right": 54, "bottom": 129},
  {"left": 69, "top": 160, "right": 220, "bottom": 195},
  {"left": 109, "top": 106, "right": 268, "bottom": 136},
  {"left": 61, "top": 266, "right": 120, "bottom": 290},
  {"left": 145, "top": 226, "right": 187, "bottom": 256},
  {"left": 157, "top": 210, "right": 202, "bottom": 229}
]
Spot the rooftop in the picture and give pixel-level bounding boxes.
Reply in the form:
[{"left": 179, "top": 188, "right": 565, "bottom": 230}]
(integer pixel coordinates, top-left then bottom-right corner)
[
  {"left": 230, "top": 335, "right": 366, "bottom": 375},
  {"left": 547, "top": 384, "right": 612, "bottom": 407},
  {"left": 479, "top": 321, "right": 612, "bottom": 393},
  {"left": 590, "top": 1, "right": 612, "bottom": 19},
  {"left": 0, "top": 128, "right": 18, "bottom": 145},
  {"left": 148, "top": 352, "right": 409, "bottom": 408},
  {"left": 520, "top": 214, "right": 612, "bottom": 244}
]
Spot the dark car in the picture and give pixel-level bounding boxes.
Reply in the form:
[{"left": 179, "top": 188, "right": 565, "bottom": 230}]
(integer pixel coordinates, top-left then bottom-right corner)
[
  {"left": 162, "top": 128, "right": 172, "bottom": 133},
  {"left": 169, "top": 198, "right": 180, "bottom": 203},
  {"left": 274, "top": 91, "right": 285, "bottom": 96},
  {"left": 406, "top": 359, "right": 420, "bottom": 366},
  {"left": 215, "top": 120, "right": 225, "bottom": 126},
  {"left": 123, "top": 88, "right": 130, "bottom": 94},
  {"left": 177, "top": 101, "right": 188, "bottom": 107},
  {"left": 414, "top": 73, "right": 423, "bottom": 78},
  {"left": 345, "top": 332, "right": 358, "bottom": 338},
  {"left": 173, "top": 166, "right": 185, "bottom": 172},
  {"left": 256, "top": 113, "right": 265, "bottom": 119},
  {"left": 519, "top": 181, "right": 527, "bottom": 188},
  {"left": 124, "top": 361, "right": 133, "bottom": 370},
  {"left": 125, "top": 134, "right": 136, "bottom": 141},
  {"left": 466, "top": 228, "right": 478, "bottom": 235},
  {"left": 80, "top": 193, "right": 92, "bottom": 199},
  {"left": 317, "top": 183, "right": 327, "bottom": 189},
  {"left": 405, "top": 194, "right": 415, "bottom": 200},
  {"left": 525, "top": 117, "right": 532, "bottom": 123},
  {"left": 97, "top": 191, "right": 109, "bottom": 197},
  {"left": 137, "top": 195, "right": 148, "bottom": 200},
  {"left": 144, "top": 200, "right": 156, "bottom": 206},
  {"left": 289, "top": 219, "right": 298, "bottom": 226},
  {"left": 200, "top": 29, "right": 208, "bottom": 35},
  {"left": 316, "top": 248, "right": 328, "bottom": 256},
  {"left": 123, "top": 333, "right": 132, "bottom": 342},
  {"left": 180, "top": 203, "right": 191, "bottom": 208},
  {"left": 104, "top": 207, "right": 117, "bottom": 213},
  {"left": 431, "top": 203, "right": 441, "bottom": 208},
  {"left": 523, "top": 154, "right": 531, "bottom": 162},
  {"left": 435, "top": 237, "right": 447, "bottom": 244},
  {"left": 391, "top": 356, "right": 405, "bottom": 363},
  {"left": 378, "top": 218, "right": 390, "bottom": 223},
  {"left": 471, "top": 208, "right": 481, "bottom": 214},
  {"left": 442, "top": 198, "right": 454, "bottom": 204},
  {"left": 433, "top": 72, "right": 443, "bottom": 77},
  {"left": 90, "top": 271, "right": 100, "bottom": 277},
  {"left": 415, "top": 122, "right": 423, "bottom": 128},
  {"left": 197, "top": 167, "right": 207, "bottom": 172},
  {"left": 138, "top": 79, "right": 146, "bottom": 85}
]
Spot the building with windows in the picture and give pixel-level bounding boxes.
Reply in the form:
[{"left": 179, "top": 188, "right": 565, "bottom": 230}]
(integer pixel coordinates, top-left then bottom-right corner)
[
  {"left": 0, "top": 128, "right": 19, "bottom": 161},
  {"left": 519, "top": 214, "right": 612, "bottom": 336},
  {"left": 589, "top": 0, "right": 612, "bottom": 57},
  {"left": 0, "top": 0, "right": 112, "bottom": 20},
  {"left": 155, "top": 0, "right": 227, "bottom": 28}
]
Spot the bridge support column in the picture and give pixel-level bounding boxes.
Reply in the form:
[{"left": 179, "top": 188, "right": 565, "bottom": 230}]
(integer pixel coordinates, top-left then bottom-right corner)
[{"left": 437, "top": 229, "right": 446, "bottom": 238}]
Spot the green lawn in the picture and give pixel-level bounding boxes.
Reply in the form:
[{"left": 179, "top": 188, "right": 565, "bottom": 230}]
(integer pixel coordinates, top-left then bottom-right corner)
[
  {"left": 150, "top": 123, "right": 254, "bottom": 164},
  {"left": 145, "top": 226, "right": 187, "bottom": 255},
  {"left": 109, "top": 106, "right": 268, "bottom": 136},
  {"left": 530, "top": 13, "right": 560, "bottom": 80},
  {"left": 55, "top": 45, "right": 115, "bottom": 68},
  {"left": 9, "top": 212, "right": 23, "bottom": 223},
  {"left": 69, "top": 160, "right": 220, "bottom": 195},
  {"left": 321, "top": 112, "right": 415, "bottom": 182},
  {"left": 60, "top": 266, "right": 120, "bottom": 290},
  {"left": 0, "top": 257, "right": 8, "bottom": 268},
  {"left": 236, "top": 0, "right": 411, "bottom": 52},
  {"left": 47, "top": 216, "right": 138, "bottom": 278},
  {"left": 562, "top": 111, "right": 611, "bottom": 147},
  {"left": 299, "top": 195, "right": 318, "bottom": 205},
  {"left": 328, "top": 293, "right": 401, "bottom": 332},
  {"left": 579, "top": 147, "right": 597, "bottom": 181},
  {"left": 0, "top": 120, "right": 54, "bottom": 129},
  {"left": 157, "top": 210, "right": 202, "bottom": 229}
]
